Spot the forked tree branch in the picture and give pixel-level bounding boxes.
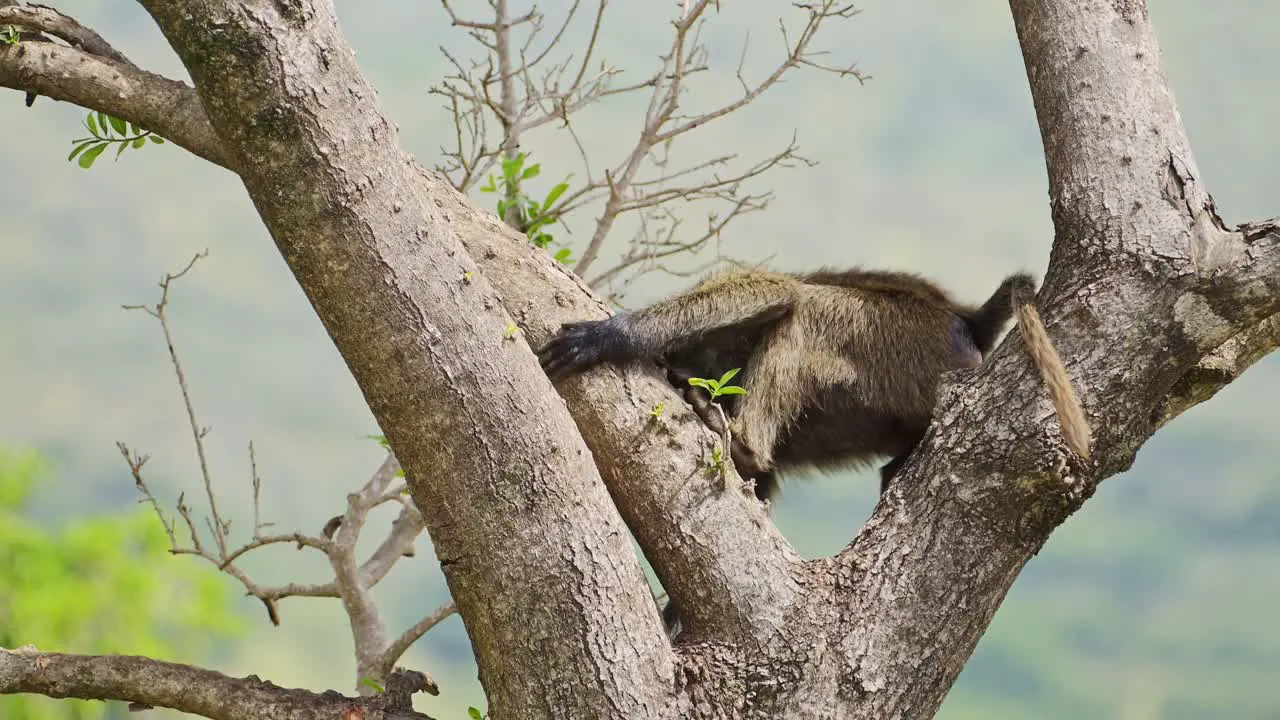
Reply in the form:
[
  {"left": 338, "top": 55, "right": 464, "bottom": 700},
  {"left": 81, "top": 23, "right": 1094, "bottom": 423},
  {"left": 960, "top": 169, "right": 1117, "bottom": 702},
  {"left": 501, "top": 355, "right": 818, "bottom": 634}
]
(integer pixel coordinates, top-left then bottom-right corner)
[
  {"left": 431, "top": 0, "right": 858, "bottom": 298},
  {"left": 0, "top": 4, "right": 798, "bottom": 665},
  {"left": 126, "top": 0, "right": 707, "bottom": 715},
  {"left": 116, "top": 254, "right": 454, "bottom": 688},
  {"left": 813, "top": 2, "right": 1280, "bottom": 717},
  {"left": 7, "top": 0, "right": 1280, "bottom": 716},
  {"left": 0, "top": 4, "right": 134, "bottom": 66}
]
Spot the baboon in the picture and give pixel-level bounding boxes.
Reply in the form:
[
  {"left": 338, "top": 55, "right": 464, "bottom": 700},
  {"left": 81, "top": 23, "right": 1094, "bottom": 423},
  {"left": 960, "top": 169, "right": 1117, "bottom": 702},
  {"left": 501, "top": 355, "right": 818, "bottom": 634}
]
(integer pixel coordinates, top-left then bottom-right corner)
[
  {"left": 539, "top": 266, "right": 1091, "bottom": 641},
  {"left": 539, "top": 267, "right": 1091, "bottom": 502}
]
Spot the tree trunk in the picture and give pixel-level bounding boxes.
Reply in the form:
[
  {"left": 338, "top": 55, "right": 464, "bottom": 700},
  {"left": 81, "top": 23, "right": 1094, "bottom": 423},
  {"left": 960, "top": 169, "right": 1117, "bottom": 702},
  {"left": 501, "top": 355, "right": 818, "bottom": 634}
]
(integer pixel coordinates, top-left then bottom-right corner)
[{"left": 2, "top": 0, "right": 1279, "bottom": 717}]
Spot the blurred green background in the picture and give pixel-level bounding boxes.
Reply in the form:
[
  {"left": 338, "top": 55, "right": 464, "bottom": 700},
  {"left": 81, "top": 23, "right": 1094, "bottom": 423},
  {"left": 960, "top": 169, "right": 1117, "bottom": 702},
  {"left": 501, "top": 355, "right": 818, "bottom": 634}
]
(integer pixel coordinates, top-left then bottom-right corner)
[{"left": 2, "top": 1, "right": 1278, "bottom": 718}]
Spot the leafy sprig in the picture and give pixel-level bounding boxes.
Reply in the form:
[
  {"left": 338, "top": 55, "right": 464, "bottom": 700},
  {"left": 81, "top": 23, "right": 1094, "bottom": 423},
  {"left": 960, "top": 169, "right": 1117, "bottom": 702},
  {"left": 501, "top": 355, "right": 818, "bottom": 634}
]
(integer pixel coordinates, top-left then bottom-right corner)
[{"left": 69, "top": 111, "right": 166, "bottom": 169}]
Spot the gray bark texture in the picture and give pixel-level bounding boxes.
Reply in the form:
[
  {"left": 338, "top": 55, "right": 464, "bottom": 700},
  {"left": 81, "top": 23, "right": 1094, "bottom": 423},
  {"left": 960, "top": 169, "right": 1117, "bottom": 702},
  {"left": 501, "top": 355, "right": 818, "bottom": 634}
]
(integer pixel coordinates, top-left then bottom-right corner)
[{"left": 2, "top": 0, "right": 1279, "bottom": 718}]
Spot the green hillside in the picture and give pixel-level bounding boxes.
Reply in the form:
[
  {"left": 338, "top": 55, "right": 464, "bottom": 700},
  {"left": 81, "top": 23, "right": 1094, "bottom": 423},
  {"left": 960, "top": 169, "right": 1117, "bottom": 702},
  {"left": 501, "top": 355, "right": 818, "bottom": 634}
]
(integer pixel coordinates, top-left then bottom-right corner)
[{"left": 2, "top": 1, "right": 1279, "bottom": 717}]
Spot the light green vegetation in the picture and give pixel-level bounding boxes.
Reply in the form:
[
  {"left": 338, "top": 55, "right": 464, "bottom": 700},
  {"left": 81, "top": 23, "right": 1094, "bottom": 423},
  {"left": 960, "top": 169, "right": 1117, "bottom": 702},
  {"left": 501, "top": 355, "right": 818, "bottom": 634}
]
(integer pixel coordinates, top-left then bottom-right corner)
[{"left": 0, "top": 447, "right": 243, "bottom": 720}]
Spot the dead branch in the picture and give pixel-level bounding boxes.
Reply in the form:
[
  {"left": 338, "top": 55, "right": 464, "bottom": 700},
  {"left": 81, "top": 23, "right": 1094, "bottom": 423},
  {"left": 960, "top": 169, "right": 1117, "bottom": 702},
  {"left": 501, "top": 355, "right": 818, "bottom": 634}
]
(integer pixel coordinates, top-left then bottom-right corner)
[
  {"left": 0, "top": 646, "right": 435, "bottom": 720},
  {"left": 430, "top": 0, "right": 855, "bottom": 298},
  {"left": 115, "top": 254, "right": 452, "bottom": 684}
]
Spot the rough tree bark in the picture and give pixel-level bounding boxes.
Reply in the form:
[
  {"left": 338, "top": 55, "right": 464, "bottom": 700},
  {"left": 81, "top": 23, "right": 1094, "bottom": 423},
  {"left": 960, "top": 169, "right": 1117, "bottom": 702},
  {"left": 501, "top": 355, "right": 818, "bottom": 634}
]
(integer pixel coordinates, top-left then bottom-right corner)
[{"left": 1, "top": 0, "right": 1278, "bottom": 718}]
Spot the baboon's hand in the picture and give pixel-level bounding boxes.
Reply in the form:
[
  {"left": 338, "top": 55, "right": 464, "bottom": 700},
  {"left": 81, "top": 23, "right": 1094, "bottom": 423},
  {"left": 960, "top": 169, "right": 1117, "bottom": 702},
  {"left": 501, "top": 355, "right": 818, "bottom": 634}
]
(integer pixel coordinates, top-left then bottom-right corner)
[{"left": 538, "top": 319, "right": 630, "bottom": 380}]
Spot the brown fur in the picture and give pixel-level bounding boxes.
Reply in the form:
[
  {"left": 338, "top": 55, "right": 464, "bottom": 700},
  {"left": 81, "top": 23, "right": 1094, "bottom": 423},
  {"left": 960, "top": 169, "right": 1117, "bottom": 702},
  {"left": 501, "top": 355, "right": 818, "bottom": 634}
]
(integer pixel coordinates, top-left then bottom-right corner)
[
  {"left": 538, "top": 267, "right": 1092, "bottom": 501},
  {"left": 539, "top": 266, "right": 1091, "bottom": 643}
]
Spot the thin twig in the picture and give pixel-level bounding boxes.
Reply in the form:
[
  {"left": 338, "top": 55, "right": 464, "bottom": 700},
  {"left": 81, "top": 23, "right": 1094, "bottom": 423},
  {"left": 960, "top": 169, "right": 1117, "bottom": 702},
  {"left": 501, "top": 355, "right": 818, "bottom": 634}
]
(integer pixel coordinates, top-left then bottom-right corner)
[{"left": 378, "top": 601, "right": 458, "bottom": 676}]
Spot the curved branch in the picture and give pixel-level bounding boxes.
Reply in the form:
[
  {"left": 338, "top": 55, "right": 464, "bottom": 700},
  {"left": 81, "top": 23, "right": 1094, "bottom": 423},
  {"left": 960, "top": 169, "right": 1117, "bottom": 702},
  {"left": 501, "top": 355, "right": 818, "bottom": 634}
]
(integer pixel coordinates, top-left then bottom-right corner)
[
  {"left": 0, "top": 647, "right": 431, "bottom": 720},
  {"left": 377, "top": 600, "right": 458, "bottom": 677},
  {"left": 0, "top": 4, "right": 135, "bottom": 66},
  {"left": 0, "top": 40, "right": 229, "bottom": 168}
]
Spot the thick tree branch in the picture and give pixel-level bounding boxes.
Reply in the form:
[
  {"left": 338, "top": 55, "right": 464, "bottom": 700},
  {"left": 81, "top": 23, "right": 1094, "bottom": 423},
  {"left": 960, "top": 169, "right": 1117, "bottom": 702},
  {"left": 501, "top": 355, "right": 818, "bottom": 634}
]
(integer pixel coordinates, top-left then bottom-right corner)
[
  {"left": 0, "top": 647, "right": 432, "bottom": 720},
  {"left": 0, "top": 38, "right": 227, "bottom": 167},
  {"left": 809, "top": 1, "right": 1280, "bottom": 717},
  {"left": 0, "top": 2, "right": 799, "bottom": 655},
  {"left": 0, "top": 4, "right": 134, "bottom": 66},
  {"left": 0, "top": 5, "right": 798, "bottom": 653},
  {"left": 123, "top": 0, "right": 709, "bottom": 714},
  {"left": 1157, "top": 310, "right": 1280, "bottom": 429},
  {"left": 25, "top": 2, "right": 1280, "bottom": 717}
]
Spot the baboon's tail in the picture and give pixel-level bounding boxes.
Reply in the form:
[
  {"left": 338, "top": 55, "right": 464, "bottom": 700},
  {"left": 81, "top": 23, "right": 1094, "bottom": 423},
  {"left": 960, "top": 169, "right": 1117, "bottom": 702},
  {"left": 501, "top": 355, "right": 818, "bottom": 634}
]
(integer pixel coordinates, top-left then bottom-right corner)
[{"left": 1010, "top": 281, "right": 1093, "bottom": 460}]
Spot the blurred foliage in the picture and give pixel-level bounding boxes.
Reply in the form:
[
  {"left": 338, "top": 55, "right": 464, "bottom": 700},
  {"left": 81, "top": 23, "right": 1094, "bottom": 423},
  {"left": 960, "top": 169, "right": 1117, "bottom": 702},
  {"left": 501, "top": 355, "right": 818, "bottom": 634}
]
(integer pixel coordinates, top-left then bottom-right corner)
[{"left": 0, "top": 446, "right": 244, "bottom": 720}]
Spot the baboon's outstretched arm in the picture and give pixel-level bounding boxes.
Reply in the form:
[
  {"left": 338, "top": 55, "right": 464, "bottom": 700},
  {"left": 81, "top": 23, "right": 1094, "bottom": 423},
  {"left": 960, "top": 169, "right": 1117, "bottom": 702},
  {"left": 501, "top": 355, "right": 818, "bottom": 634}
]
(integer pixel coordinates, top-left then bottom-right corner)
[{"left": 539, "top": 271, "right": 798, "bottom": 379}]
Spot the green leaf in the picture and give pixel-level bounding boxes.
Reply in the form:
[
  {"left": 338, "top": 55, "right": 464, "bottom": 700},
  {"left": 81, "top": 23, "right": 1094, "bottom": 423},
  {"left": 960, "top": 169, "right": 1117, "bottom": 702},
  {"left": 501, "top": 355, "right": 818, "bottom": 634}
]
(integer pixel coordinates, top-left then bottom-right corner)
[
  {"left": 531, "top": 232, "right": 552, "bottom": 248},
  {"left": 715, "top": 386, "right": 747, "bottom": 396},
  {"left": 86, "top": 113, "right": 99, "bottom": 137},
  {"left": 96, "top": 112, "right": 110, "bottom": 137},
  {"left": 78, "top": 142, "right": 108, "bottom": 169},
  {"left": 468, "top": 708, "right": 485, "bottom": 720},
  {"left": 543, "top": 181, "right": 569, "bottom": 210},
  {"left": 108, "top": 114, "right": 127, "bottom": 136},
  {"left": 718, "top": 368, "right": 741, "bottom": 385},
  {"left": 132, "top": 136, "right": 147, "bottom": 149},
  {"left": 150, "top": 135, "right": 166, "bottom": 144},
  {"left": 521, "top": 163, "right": 542, "bottom": 180},
  {"left": 67, "top": 140, "right": 94, "bottom": 162},
  {"left": 115, "top": 141, "right": 129, "bottom": 161},
  {"left": 360, "top": 677, "right": 385, "bottom": 693},
  {"left": 479, "top": 177, "right": 496, "bottom": 193},
  {"left": 128, "top": 121, "right": 140, "bottom": 135},
  {"left": 502, "top": 155, "right": 523, "bottom": 182},
  {"left": 364, "top": 434, "right": 390, "bottom": 449},
  {"left": 553, "top": 247, "right": 573, "bottom": 264},
  {"left": 687, "top": 378, "right": 714, "bottom": 391}
]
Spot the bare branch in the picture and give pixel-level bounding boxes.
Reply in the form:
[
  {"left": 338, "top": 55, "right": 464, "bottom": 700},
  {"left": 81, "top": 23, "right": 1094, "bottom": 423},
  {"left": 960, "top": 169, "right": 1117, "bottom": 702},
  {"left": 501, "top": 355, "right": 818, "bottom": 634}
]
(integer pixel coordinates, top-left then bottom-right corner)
[
  {"left": 0, "top": 4, "right": 134, "bottom": 67},
  {"left": 114, "top": 255, "right": 442, "bottom": 665},
  {"left": 122, "top": 252, "right": 233, "bottom": 559},
  {"left": 588, "top": 196, "right": 758, "bottom": 289},
  {"left": 655, "top": 2, "right": 864, "bottom": 143},
  {"left": 377, "top": 600, "right": 458, "bottom": 676},
  {"left": 571, "top": 0, "right": 857, "bottom": 278},
  {"left": 0, "top": 646, "right": 434, "bottom": 720}
]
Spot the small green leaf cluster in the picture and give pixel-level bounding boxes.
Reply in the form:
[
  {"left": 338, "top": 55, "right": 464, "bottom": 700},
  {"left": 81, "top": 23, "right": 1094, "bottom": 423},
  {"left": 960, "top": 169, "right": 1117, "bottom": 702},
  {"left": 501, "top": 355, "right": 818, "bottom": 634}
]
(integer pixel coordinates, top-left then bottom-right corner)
[
  {"left": 480, "top": 152, "right": 573, "bottom": 264},
  {"left": 68, "top": 111, "right": 166, "bottom": 169},
  {"left": 0, "top": 25, "right": 20, "bottom": 45},
  {"left": 687, "top": 368, "right": 748, "bottom": 399},
  {"left": 467, "top": 707, "right": 488, "bottom": 720}
]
